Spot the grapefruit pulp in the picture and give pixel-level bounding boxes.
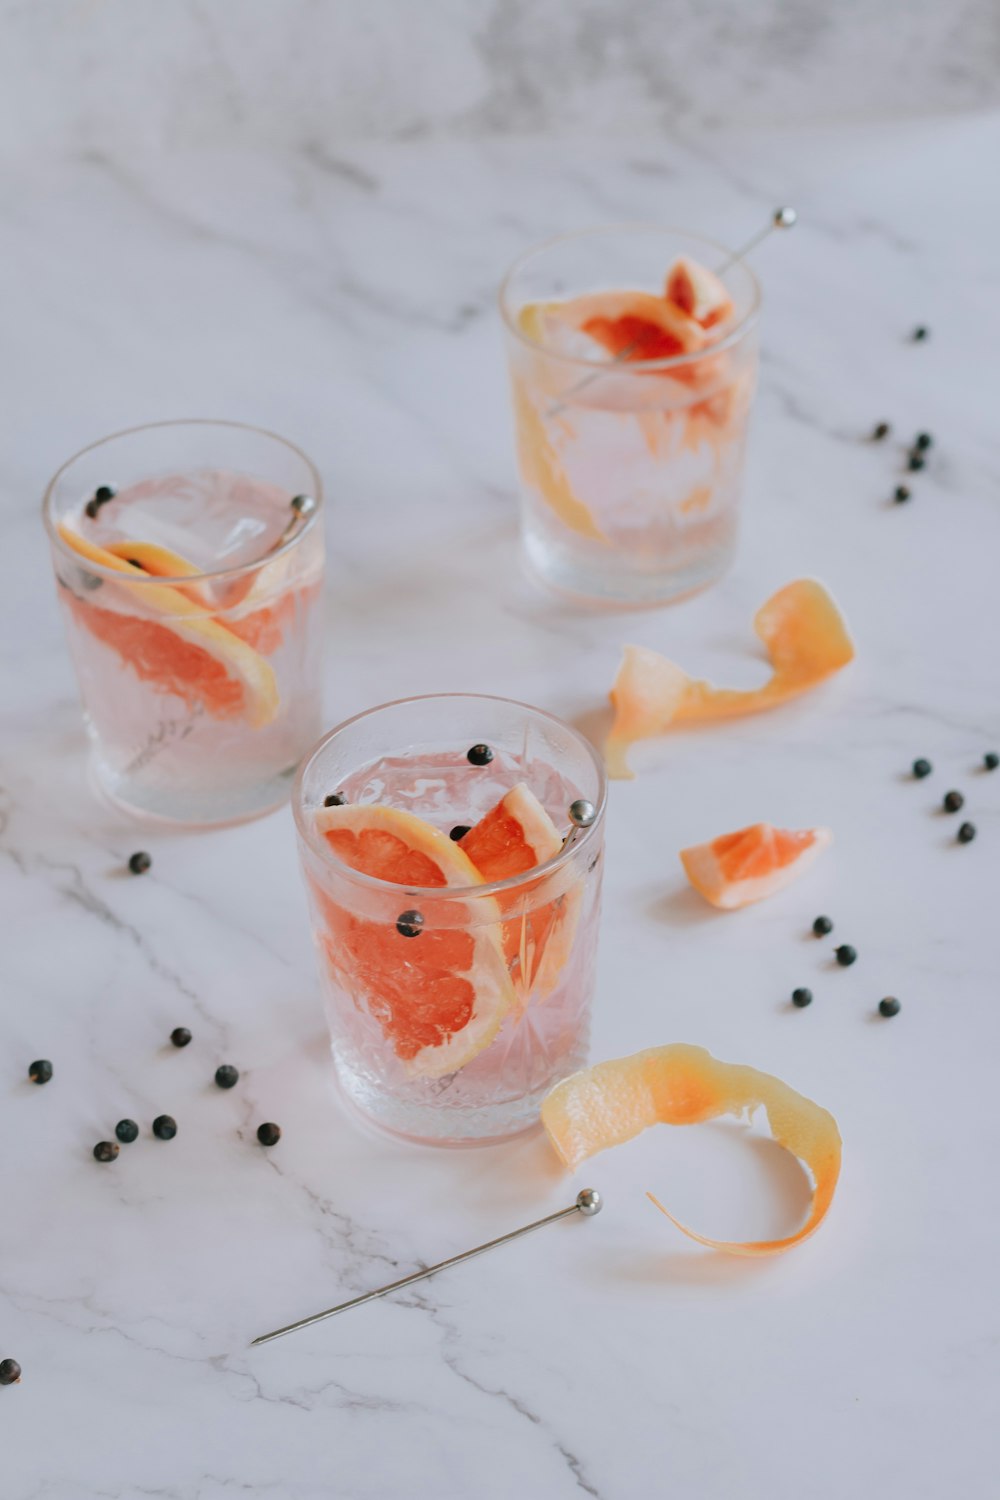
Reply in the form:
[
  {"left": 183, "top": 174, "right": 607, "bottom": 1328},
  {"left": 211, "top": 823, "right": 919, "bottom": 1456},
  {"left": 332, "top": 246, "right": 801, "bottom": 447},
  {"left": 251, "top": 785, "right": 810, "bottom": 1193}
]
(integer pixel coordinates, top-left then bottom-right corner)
[
  {"left": 680, "top": 822, "right": 832, "bottom": 910},
  {"left": 313, "top": 804, "right": 515, "bottom": 1079},
  {"left": 56, "top": 524, "right": 278, "bottom": 728},
  {"left": 459, "top": 783, "right": 580, "bottom": 1000}
]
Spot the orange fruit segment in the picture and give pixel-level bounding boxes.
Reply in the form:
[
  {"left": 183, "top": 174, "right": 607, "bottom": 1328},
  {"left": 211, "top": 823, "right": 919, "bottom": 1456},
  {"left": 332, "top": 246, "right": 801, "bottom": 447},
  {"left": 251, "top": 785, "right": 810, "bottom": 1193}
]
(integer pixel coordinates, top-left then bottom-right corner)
[
  {"left": 102, "top": 538, "right": 307, "bottom": 655},
  {"left": 313, "top": 804, "right": 516, "bottom": 1079},
  {"left": 680, "top": 822, "right": 832, "bottom": 910},
  {"left": 665, "top": 257, "right": 734, "bottom": 330},
  {"left": 606, "top": 579, "right": 855, "bottom": 778},
  {"left": 458, "top": 783, "right": 577, "bottom": 1000},
  {"left": 56, "top": 524, "right": 279, "bottom": 727},
  {"left": 542, "top": 1043, "right": 842, "bottom": 1256}
]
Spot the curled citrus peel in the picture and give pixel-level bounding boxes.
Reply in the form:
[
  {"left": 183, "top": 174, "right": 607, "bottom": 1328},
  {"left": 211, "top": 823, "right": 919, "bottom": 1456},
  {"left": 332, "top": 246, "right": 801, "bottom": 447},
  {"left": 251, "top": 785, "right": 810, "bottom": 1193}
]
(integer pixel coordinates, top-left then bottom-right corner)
[
  {"left": 606, "top": 579, "right": 855, "bottom": 779},
  {"left": 541, "top": 1043, "right": 841, "bottom": 1256}
]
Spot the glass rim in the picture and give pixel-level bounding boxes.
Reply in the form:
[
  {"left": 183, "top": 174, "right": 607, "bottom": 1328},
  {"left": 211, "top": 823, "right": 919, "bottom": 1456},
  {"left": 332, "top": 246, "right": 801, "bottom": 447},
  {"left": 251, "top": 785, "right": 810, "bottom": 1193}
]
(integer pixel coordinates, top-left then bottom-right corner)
[
  {"left": 292, "top": 691, "right": 608, "bottom": 901},
  {"left": 41, "top": 417, "right": 324, "bottom": 587},
  {"left": 498, "top": 221, "right": 762, "bottom": 372}
]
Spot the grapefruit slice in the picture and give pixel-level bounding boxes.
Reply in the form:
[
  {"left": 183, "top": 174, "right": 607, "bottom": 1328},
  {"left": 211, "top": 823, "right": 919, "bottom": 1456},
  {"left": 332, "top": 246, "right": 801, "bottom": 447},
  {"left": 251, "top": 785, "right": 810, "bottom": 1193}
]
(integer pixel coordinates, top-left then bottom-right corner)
[
  {"left": 313, "top": 804, "right": 516, "bottom": 1079},
  {"left": 680, "top": 822, "right": 832, "bottom": 910},
  {"left": 458, "top": 783, "right": 578, "bottom": 999},
  {"left": 665, "top": 257, "right": 733, "bottom": 330},
  {"left": 606, "top": 579, "right": 855, "bottom": 778},
  {"left": 542, "top": 1043, "right": 842, "bottom": 1256},
  {"left": 56, "top": 525, "right": 278, "bottom": 727},
  {"left": 511, "top": 380, "right": 607, "bottom": 542},
  {"left": 538, "top": 290, "right": 706, "bottom": 367},
  {"left": 102, "top": 538, "right": 307, "bottom": 655}
]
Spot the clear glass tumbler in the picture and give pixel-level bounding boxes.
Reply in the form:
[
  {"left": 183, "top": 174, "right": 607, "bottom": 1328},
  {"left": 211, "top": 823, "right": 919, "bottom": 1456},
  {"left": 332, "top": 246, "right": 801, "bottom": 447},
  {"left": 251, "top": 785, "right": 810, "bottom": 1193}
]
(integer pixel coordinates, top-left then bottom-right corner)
[
  {"left": 43, "top": 419, "right": 325, "bottom": 825},
  {"left": 500, "top": 225, "right": 761, "bottom": 605},
  {"left": 293, "top": 694, "right": 607, "bottom": 1145}
]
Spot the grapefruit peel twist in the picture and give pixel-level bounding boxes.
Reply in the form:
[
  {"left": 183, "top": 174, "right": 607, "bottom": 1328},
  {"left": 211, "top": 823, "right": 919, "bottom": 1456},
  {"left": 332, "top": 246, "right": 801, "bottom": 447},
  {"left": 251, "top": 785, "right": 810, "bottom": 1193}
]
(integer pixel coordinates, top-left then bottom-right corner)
[
  {"left": 541, "top": 1043, "right": 842, "bottom": 1256},
  {"left": 606, "top": 579, "right": 855, "bottom": 779}
]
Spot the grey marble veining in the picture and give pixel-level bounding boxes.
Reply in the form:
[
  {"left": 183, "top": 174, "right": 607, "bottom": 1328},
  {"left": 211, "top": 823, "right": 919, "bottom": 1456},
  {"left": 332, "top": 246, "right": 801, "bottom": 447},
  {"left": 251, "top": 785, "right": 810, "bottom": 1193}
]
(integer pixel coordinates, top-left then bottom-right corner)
[
  {"left": 2, "top": 0, "right": 1000, "bottom": 156},
  {"left": 1, "top": 115, "right": 999, "bottom": 1497}
]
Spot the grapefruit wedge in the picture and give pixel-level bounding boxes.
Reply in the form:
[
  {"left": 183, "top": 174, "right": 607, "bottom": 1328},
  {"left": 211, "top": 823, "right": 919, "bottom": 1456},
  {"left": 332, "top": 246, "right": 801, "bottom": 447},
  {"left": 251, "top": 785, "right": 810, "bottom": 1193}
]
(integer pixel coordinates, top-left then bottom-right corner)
[
  {"left": 101, "top": 538, "right": 308, "bottom": 655},
  {"left": 541, "top": 1043, "right": 842, "bottom": 1257},
  {"left": 56, "top": 525, "right": 278, "bottom": 727},
  {"left": 606, "top": 579, "right": 855, "bottom": 778},
  {"left": 459, "top": 783, "right": 579, "bottom": 1000},
  {"left": 680, "top": 822, "right": 832, "bottom": 910},
  {"left": 313, "top": 804, "right": 516, "bottom": 1079},
  {"left": 665, "top": 257, "right": 733, "bottom": 330}
]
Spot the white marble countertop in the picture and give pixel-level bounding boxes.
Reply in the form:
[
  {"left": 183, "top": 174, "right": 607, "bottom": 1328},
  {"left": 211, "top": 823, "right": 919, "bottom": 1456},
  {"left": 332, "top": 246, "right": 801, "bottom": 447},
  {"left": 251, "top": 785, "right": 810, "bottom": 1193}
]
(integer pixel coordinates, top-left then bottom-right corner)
[{"left": 2, "top": 115, "right": 999, "bottom": 1499}]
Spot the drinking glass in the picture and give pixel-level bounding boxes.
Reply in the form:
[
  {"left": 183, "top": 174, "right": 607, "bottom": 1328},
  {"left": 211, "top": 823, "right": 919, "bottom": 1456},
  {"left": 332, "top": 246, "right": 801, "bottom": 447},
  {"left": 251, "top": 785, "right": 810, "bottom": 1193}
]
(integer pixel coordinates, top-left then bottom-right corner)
[
  {"left": 43, "top": 419, "right": 325, "bottom": 825},
  {"left": 293, "top": 694, "right": 607, "bottom": 1144},
  {"left": 500, "top": 225, "right": 760, "bottom": 605}
]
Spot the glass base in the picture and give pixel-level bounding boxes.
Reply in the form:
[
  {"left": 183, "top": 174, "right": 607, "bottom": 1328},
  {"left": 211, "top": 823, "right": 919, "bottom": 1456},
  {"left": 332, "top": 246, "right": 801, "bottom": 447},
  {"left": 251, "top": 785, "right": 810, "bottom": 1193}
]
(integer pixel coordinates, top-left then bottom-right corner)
[
  {"left": 523, "top": 530, "right": 736, "bottom": 607},
  {"left": 333, "top": 1050, "right": 552, "bottom": 1147},
  {"left": 87, "top": 751, "right": 297, "bottom": 828}
]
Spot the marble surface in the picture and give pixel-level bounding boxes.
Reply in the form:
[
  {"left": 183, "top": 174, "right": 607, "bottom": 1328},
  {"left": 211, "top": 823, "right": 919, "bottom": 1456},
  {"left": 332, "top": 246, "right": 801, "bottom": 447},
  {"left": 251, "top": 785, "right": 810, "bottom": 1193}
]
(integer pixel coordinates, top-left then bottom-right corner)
[
  {"left": 2, "top": 114, "right": 999, "bottom": 1498},
  {"left": 3, "top": 0, "right": 1000, "bottom": 152}
]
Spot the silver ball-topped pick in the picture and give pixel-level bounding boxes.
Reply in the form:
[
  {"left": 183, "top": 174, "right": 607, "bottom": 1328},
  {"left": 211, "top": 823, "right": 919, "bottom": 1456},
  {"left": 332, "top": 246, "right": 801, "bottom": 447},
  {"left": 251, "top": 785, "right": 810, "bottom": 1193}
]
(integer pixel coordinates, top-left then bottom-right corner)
[
  {"left": 568, "top": 799, "right": 597, "bottom": 828},
  {"left": 250, "top": 1188, "right": 604, "bottom": 1347},
  {"left": 773, "top": 206, "right": 798, "bottom": 228},
  {"left": 271, "top": 493, "right": 318, "bottom": 552}
]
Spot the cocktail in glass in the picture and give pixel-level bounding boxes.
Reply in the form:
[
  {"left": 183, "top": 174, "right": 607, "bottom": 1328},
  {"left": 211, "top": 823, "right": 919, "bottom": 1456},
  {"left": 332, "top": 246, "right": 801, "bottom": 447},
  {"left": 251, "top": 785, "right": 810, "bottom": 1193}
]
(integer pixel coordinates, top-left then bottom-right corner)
[
  {"left": 500, "top": 226, "right": 760, "bottom": 605},
  {"left": 43, "top": 420, "right": 325, "bottom": 825},
  {"left": 293, "top": 694, "right": 607, "bottom": 1144}
]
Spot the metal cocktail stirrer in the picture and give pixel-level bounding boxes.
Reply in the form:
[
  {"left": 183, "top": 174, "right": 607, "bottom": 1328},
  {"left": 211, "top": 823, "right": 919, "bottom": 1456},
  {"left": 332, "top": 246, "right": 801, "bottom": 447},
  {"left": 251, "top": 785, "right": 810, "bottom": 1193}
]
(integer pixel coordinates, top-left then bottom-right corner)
[
  {"left": 271, "top": 493, "right": 317, "bottom": 553},
  {"left": 251, "top": 1189, "right": 603, "bottom": 1347},
  {"left": 546, "top": 206, "right": 798, "bottom": 416}
]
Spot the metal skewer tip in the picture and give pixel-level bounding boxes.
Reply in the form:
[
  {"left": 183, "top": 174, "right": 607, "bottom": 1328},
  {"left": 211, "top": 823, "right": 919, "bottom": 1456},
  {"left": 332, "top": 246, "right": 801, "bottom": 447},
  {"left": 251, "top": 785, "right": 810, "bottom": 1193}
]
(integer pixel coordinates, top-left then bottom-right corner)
[
  {"left": 271, "top": 493, "right": 317, "bottom": 553},
  {"left": 250, "top": 1189, "right": 602, "bottom": 1348}
]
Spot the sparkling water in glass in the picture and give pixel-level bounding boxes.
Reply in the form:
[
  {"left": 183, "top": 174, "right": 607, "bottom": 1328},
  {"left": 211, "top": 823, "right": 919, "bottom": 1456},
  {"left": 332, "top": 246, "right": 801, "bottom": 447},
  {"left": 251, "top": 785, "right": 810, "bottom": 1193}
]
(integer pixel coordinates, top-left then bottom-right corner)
[
  {"left": 500, "top": 226, "right": 760, "bottom": 605},
  {"left": 43, "top": 420, "right": 325, "bottom": 825},
  {"left": 293, "top": 695, "right": 607, "bottom": 1145}
]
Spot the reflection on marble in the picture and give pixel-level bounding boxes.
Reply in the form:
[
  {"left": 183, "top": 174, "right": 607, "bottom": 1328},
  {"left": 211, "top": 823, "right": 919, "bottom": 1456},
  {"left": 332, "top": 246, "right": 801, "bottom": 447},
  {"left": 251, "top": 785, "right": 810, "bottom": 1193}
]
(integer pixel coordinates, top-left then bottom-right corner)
[{"left": 2, "top": 115, "right": 999, "bottom": 1497}]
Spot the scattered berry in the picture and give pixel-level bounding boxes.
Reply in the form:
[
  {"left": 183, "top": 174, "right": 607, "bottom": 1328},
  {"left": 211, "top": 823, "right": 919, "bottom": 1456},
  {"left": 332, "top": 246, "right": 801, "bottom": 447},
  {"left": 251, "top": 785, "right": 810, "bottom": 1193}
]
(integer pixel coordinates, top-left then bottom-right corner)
[
  {"left": 257, "top": 1122, "right": 281, "bottom": 1147},
  {"left": 170, "top": 1027, "right": 192, "bottom": 1048},
  {"left": 915, "top": 432, "right": 932, "bottom": 451},
  {"left": 894, "top": 485, "right": 911, "bottom": 503},
  {"left": 0, "top": 1359, "right": 21, "bottom": 1386},
  {"left": 93, "top": 1140, "right": 119, "bottom": 1162},
  {"left": 323, "top": 793, "right": 346, "bottom": 807},
  {"left": 835, "top": 944, "right": 857, "bottom": 967},
  {"left": 28, "top": 1059, "right": 53, "bottom": 1085},
  {"left": 215, "top": 1064, "right": 239, "bottom": 1089},
  {"left": 942, "top": 790, "right": 964, "bottom": 813},
  {"left": 152, "top": 1115, "right": 177, "bottom": 1140},
  {"left": 912, "top": 326, "right": 929, "bottom": 341},
  {"left": 907, "top": 453, "right": 925, "bottom": 472},
  {"left": 812, "top": 915, "right": 834, "bottom": 936},
  {"left": 984, "top": 752, "right": 999, "bottom": 771},
  {"left": 872, "top": 422, "right": 890, "bottom": 440},
  {"left": 84, "top": 484, "right": 117, "bottom": 519},
  {"left": 128, "top": 851, "right": 152, "bottom": 875},
  {"left": 449, "top": 825, "right": 471, "bottom": 841},
  {"left": 396, "top": 909, "right": 424, "bottom": 938},
  {"left": 957, "top": 822, "right": 977, "bottom": 844},
  {"left": 467, "top": 743, "right": 494, "bottom": 766},
  {"left": 912, "top": 758, "right": 932, "bottom": 779},
  {"left": 792, "top": 988, "right": 813, "bottom": 1008},
  {"left": 878, "top": 996, "right": 901, "bottom": 1018},
  {"left": 115, "top": 1119, "right": 139, "bottom": 1144}
]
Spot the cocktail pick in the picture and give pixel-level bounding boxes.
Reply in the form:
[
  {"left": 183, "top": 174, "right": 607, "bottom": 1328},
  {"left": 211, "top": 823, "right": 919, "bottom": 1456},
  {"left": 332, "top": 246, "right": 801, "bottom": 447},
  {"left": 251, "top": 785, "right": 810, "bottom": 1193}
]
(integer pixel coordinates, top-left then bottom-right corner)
[
  {"left": 250, "top": 1188, "right": 603, "bottom": 1347},
  {"left": 271, "top": 492, "right": 316, "bottom": 553},
  {"left": 546, "top": 206, "right": 798, "bottom": 415},
  {"left": 563, "top": 797, "right": 598, "bottom": 849}
]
